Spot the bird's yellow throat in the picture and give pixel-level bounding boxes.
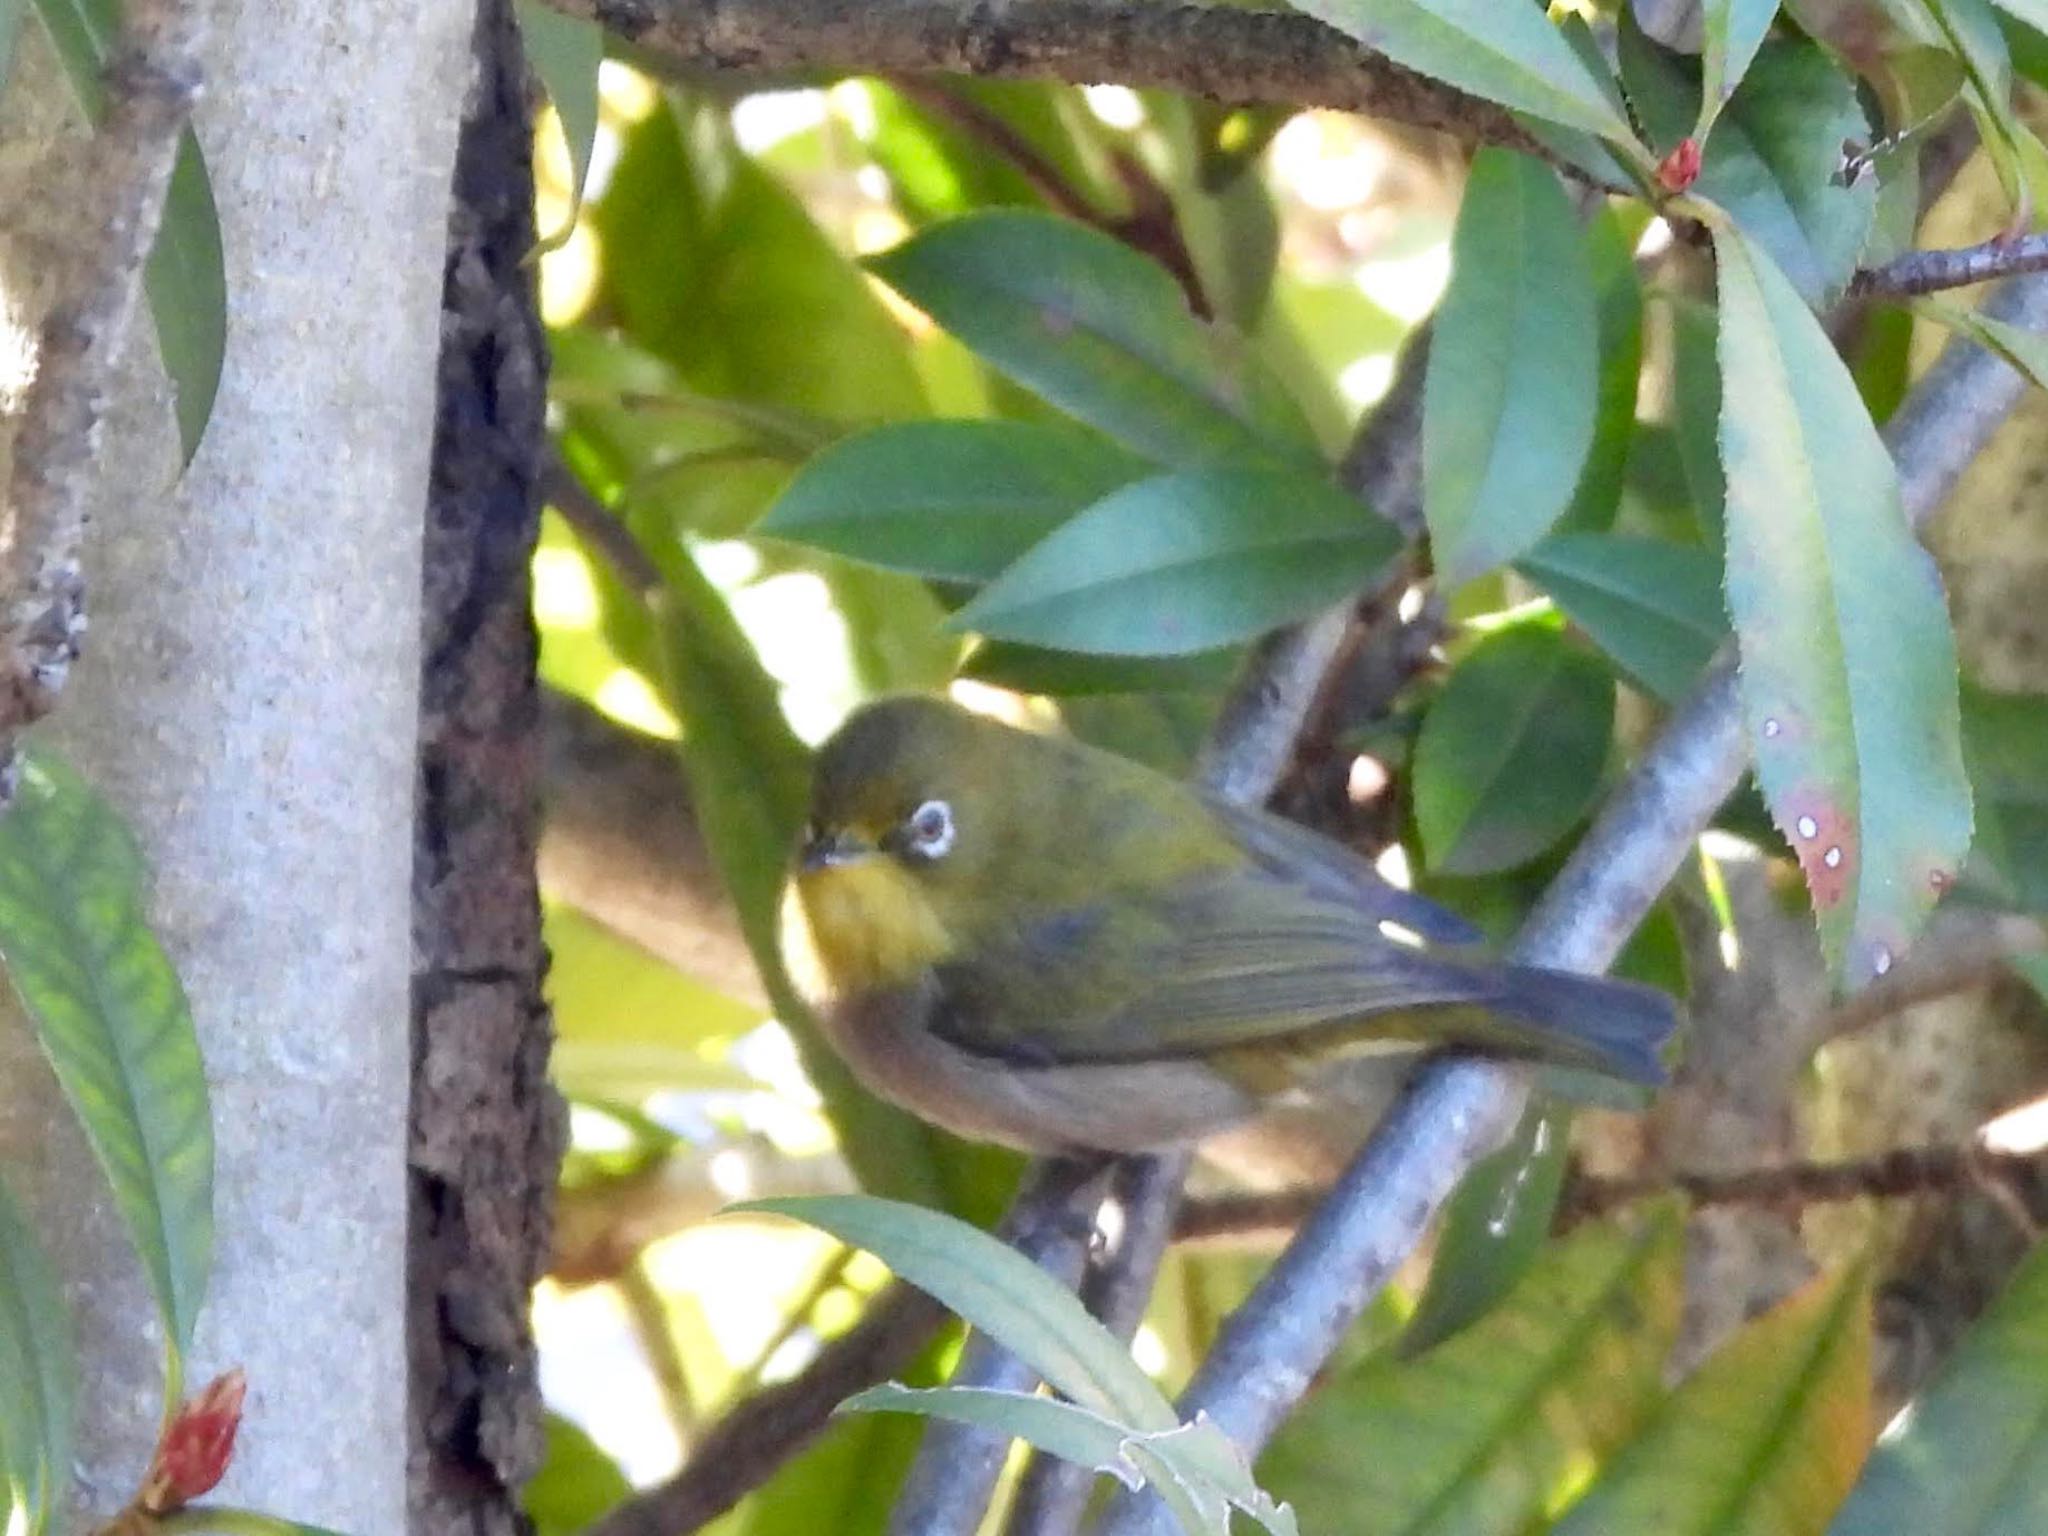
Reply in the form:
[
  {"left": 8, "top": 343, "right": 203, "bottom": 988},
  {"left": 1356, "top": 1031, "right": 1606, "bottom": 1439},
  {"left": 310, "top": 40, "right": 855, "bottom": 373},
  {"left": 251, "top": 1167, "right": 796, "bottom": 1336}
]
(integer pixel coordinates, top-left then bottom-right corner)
[{"left": 785, "top": 858, "right": 953, "bottom": 996}]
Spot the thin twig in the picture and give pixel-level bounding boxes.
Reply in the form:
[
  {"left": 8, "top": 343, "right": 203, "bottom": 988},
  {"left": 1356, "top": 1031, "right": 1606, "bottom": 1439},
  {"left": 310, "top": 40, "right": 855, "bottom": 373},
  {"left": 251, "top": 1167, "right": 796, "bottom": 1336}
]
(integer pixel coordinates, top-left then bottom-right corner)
[
  {"left": 551, "top": 0, "right": 1533, "bottom": 158},
  {"left": 887, "top": 80, "right": 1213, "bottom": 318},
  {"left": 1094, "top": 274, "right": 2048, "bottom": 1536},
  {"left": 539, "top": 450, "right": 664, "bottom": 596},
  {"left": 1174, "top": 1143, "right": 2048, "bottom": 1242},
  {"left": 1852, "top": 230, "right": 2048, "bottom": 299},
  {"left": 584, "top": 1285, "right": 949, "bottom": 1536},
  {"left": 1004, "top": 1153, "right": 1192, "bottom": 1536},
  {"left": 1563, "top": 1143, "right": 2048, "bottom": 1221},
  {"left": 0, "top": 0, "right": 205, "bottom": 785}
]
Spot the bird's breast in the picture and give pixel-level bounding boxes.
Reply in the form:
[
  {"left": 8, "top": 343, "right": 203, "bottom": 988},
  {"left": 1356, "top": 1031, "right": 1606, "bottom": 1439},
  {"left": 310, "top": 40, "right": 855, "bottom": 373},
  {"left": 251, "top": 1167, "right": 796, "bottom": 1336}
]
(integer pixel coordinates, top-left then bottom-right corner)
[{"left": 782, "top": 860, "right": 952, "bottom": 1001}]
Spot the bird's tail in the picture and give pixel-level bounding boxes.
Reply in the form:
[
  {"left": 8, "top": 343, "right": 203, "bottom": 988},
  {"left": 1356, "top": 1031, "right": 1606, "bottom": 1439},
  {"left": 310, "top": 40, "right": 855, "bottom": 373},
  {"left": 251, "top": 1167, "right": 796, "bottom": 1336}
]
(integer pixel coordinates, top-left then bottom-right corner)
[{"left": 1484, "top": 964, "right": 1681, "bottom": 1086}]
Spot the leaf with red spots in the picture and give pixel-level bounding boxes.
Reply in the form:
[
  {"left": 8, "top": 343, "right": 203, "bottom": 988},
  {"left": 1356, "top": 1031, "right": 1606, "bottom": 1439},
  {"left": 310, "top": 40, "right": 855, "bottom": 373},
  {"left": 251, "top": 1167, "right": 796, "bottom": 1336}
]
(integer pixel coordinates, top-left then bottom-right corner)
[{"left": 1712, "top": 225, "right": 1972, "bottom": 986}]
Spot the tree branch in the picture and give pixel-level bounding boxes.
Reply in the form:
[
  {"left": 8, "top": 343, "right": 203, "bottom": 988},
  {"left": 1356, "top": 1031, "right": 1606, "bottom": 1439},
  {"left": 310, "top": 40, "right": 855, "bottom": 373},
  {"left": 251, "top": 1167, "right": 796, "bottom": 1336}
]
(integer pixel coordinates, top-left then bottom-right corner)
[
  {"left": 1852, "top": 230, "right": 2048, "bottom": 299},
  {"left": 584, "top": 1285, "right": 950, "bottom": 1536},
  {"left": 1173, "top": 1142, "right": 2048, "bottom": 1240},
  {"left": 0, "top": 0, "right": 203, "bottom": 782},
  {"left": 548, "top": 0, "right": 1532, "bottom": 155},
  {"left": 1095, "top": 271, "right": 2048, "bottom": 1536}
]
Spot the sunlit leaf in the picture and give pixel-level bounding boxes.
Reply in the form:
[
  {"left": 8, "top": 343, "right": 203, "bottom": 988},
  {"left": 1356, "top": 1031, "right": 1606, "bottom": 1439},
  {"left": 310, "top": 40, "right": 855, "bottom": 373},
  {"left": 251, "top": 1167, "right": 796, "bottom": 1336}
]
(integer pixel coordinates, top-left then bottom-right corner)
[
  {"left": 1828, "top": 1235, "right": 2048, "bottom": 1533},
  {"left": 1714, "top": 224, "right": 1972, "bottom": 986},
  {"left": 593, "top": 98, "right": 925, "bottom": 427},
  {"left": 1551, "top": 1265, "right": 1870, "bottom": 1535},
  {"left": 1288, "top": 0, "right": 1636, "bottom": 141},
  {"left": 518, "top": 1, "right": 604, "bottom": 249},
  {"left": 758, "top": 420, "right": 1143, "bottom": 583},
  {"left": 742, "top": 1195, "right": 1175, "bottom": 1430},
  {"left": 542, "top": 903, "right": 761, "bottom": 1100},
  {"left": 1425, "top": 149, "right": 1600, "bottom": 585},
  {"left": 1412, "top": 621, "right": 1616, "bottom": 875},
  {"left": 953, "top": 466, "right": 1403, "bottom": 656},
  {"left": 0, "top": 1179, "right": 76, "bottom": 1536},
  {"left": 1260, "top": 1205, "right": 1682, "bottom": 1536},
  {"left": 1697, "top": 0, "right": 1780, "bottom": 140},
  {"left": 0, "top": 753, "right": 213, "bottom": 1366},
  {"left": 865, "top": 210, "right": 1319, "bottom": 466},
  {"left": 526, "top": 1415, "right": 630, "bottom": 1536},
  {"left": 1516, "top": 532, "right": 1727, "bottom": 703},
  {"left": 35, "top": 0, "right": 226, "bottom": 461}
]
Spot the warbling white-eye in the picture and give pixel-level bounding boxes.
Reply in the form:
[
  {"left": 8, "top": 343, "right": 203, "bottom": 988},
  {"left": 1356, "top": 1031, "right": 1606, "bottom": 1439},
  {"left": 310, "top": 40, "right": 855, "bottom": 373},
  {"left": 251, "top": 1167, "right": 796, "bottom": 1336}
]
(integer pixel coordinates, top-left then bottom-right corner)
[{"left": 781, "top": 696, "right": 1677, "bottom": 1154}]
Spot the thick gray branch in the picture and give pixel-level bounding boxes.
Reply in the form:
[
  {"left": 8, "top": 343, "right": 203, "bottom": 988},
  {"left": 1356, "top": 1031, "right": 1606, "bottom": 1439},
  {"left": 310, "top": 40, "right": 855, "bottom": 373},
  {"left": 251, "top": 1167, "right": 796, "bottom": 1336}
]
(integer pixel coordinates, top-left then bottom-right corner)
[{"left": 549, "top": 0, "right": 1529, "bottom": 151}]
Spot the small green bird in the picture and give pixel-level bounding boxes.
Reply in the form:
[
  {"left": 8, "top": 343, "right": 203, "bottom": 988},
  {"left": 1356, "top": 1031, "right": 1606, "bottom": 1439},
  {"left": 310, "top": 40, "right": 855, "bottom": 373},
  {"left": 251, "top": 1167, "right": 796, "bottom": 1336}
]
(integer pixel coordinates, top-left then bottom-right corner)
[{"left": 781, "top": 695, "right": 1677, "bottom": 1155}]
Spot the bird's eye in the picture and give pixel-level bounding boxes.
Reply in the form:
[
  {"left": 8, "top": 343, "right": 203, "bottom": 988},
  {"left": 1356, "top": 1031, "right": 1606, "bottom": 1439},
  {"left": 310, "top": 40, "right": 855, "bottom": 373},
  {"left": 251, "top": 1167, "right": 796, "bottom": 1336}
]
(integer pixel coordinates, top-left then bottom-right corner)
[{"left": 901, "top": 799, "right": 955, "bottom": 861}]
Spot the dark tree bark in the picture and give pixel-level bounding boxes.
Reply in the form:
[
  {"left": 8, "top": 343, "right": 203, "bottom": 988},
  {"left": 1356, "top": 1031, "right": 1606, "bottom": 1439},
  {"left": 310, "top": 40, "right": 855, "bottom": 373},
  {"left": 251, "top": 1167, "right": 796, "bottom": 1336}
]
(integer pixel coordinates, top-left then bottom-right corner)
[{"left": 409, "top": 2, "right": 565, "bottom": 1531}]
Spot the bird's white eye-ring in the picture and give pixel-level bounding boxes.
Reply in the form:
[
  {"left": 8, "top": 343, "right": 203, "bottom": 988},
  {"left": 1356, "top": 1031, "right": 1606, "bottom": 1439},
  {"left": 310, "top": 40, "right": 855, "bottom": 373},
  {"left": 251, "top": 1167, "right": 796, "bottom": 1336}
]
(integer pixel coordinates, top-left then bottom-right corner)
[{"left": 902, "top": 799, "right": 955, "bottom": 861}]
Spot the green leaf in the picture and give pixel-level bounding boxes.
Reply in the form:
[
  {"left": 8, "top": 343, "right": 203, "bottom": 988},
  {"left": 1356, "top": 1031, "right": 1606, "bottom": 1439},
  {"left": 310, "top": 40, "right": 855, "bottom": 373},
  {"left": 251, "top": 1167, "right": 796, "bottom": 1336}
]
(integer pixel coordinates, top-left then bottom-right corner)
[
  {"left": 1551, "top": 1265, "right": 1871, "bottom": 1536},
  {"left": 1399, "top": 1104, "right": 1571, "bottom": 1356},
  {"left": 1829, "top": 1236, "right": 2048, "bottom": 1534},
  {"left": 1260, "top": 1205, "right": 1682, "bottom": 1536},
  {"left": 1958, "top": 682, "right": 2048, "bottom": 912},
  {"left": 1714, "top": 224, "right": 1973, "bottom": 985},
  {"left": 1670, "top": 297, "right": 1727, "bottom": 547},
  {"left": 1516, "top": 532, "right": 1727, "bottom": 703},
  {"left": 742, "top": 1194, "right": 1176, "bottom": 1430},
  {"left": 35, "top": 0, "right": 226, "bottom": 462},
  {"left": 1424, "top": 149, "right": 1601, "bottom": 585},
  {"left": 1412, "top": 621, "right": 1616, "bottom": 875},
  {"left": 526, "top": 1414, "right": 631, "bottom": 1536},
  {"left": 1697, "top": 0, "right": 1780, "bottom": 140},
  {"left": 1912, "top": 296, "right": 2048, "bottom": 393},
  {"left": 845, "top": 1383, "right": 1152, "bottom": 1491},
  {"left": 953, "top": 466, "right": 1404, "bottom": 656},
  {"left": 962, "top": 642, "right": 1240, "bottom": 698},
  {"left": 0, "top": 752, "right": 213, "bottom": 1364},
  {"left": 1622, "top": 31, "right": 1876, "bottom": 305},
  {"left": 593, "top": 98, "right": 925, "bottom": 428},
  {"left": 1558, "top": 206, "right": 1646, "bottom": 534},
  {"left": 758, "top": 420, "right": 1143, "bottom": 583},
  {"left": 864, "top": 210, "right": 1319, "bottom": 466},
  {"left": 517, "top": 1, "right": 604, "bottom": 249},
  {"left": 0, "top": 1178, "right": 76, "bottom": 1536},
  {"left": 1287, "top": 0, "right": 1636, "bottom": 141}
]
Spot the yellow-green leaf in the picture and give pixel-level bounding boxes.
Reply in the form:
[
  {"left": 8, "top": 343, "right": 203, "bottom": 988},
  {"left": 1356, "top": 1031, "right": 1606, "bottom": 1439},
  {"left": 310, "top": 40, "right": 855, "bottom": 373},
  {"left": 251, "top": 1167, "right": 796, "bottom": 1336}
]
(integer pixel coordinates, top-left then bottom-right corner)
[
  {"left": 0, "top": 1178, "right": 75, "bottom": 1536},
  {"left": 0, "top": 752, "right": 213, "bottom": 1366},
  {"left": 1259, "top": 1204, "right": 1682, "bottom": 1536},
  {"left": 1551, "top": 1265, "right": 1871, "bottom": 1536}
]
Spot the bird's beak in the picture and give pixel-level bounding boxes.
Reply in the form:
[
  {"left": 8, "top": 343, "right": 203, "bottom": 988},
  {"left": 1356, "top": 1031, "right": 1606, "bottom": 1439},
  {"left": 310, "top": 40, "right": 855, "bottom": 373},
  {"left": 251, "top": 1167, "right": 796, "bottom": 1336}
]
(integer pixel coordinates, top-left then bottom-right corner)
[{"left": 799, "top": 828, "right": 871, "bottom": 872}]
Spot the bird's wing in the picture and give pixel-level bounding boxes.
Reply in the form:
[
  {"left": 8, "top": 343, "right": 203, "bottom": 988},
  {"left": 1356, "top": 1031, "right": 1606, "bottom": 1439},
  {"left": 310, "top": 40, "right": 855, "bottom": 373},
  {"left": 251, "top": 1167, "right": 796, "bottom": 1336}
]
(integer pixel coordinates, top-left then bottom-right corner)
[
  {"left": 929, "top": 864, "right": 1672, "bottom": 1084},
  {"left": 933, "top": 866, "right": 1507, "bottom": 1061},
  {"left": 1197, "top": 793, "right": 1480, "bottom": 945}
]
